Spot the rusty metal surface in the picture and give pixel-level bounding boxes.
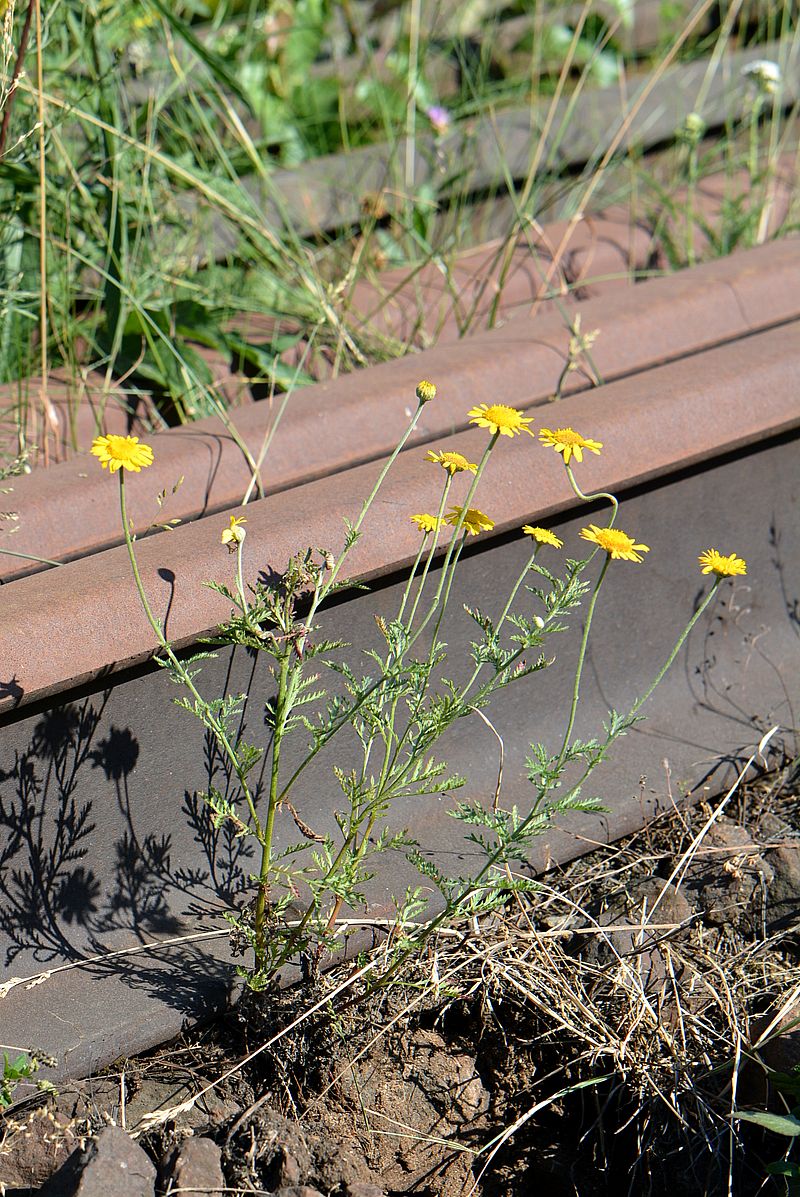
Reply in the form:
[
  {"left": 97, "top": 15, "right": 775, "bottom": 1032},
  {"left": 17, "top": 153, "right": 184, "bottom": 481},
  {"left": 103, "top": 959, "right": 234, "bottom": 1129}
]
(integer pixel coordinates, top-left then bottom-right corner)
[
  {"left": 345, "top": 158, "right": 798, "bottom": 348},
  {"left": 347, "top": 206, "right": 658, "bottom": 348},
  {"left": 0, "top": 371, "right": 142, "bottom": 470},
  {"left": 0, "top": 429, "right": 795, "bottom": 1080},
  {"left": 1, "top": 318, "right": 798, "bottom": 714},
  {"left": 2, "top": 240, "right": 799, "bottom": 584},
  {"left": 0, "top": 355, "right": 252, "bottom": 473}
]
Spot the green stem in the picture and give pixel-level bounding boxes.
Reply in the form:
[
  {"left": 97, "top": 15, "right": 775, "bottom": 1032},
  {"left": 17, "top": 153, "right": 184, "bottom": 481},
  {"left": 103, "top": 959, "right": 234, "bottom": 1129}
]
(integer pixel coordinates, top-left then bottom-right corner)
[
  {"left": 557, "top": 554, "right": 610, "bottom": 767},
  {"left": 254, "top": 653, "right": 291, "bottom": 968},
  {"left": 630, "top": 579, "right": 720, "bottom": 718},
  {"left": 118, "top": 472, "right": 262, "bottom": 838},
  {"left": 0, "top": 547, "right": 62, "bottom": 566},
  {"left": 278, "top": 437, "right": 493, "bottom": 812},
  {"left": 406, "top": 435, "right": 498, "bottom": 653},
  {"left": 429, "top": 530, "right": 467, "bottom": 648},
  {"left": 235, "top": 537, "right": 247, "bottom": 612},
  {"left": 268, "top": 402, "right": 429, "bottom": 806},
  {"left": 498, "top": 545, "right": 539, "bottom": 634},
  {"left": 385, "top": 439, "right": 499, "bottom": 781},
  {"left": 461, "top": 544, "right": 539, "bottom": 701},
  {"left": 232, "top": 535, "right": 264, "bottom": 637},
  {"left": 396, "top": 535, "right": 428, "bottom": 625},
  {"left": 405, "top": 473, "right": 453, "bottom": 630},
  {"left": 565, "top": 463, "right": 618, "bottom": 527},
  {"left": 686, "top": 141, "right": 698, "bottom": 268},
  {"left": 318, "top": 401, "right": 426, "bottom": 605},
  {"left": 748, "top": 95, "right": 764, "bottom": 185},
  {"left": 553, "top": 359, "right": 571, "bottom": 402}
]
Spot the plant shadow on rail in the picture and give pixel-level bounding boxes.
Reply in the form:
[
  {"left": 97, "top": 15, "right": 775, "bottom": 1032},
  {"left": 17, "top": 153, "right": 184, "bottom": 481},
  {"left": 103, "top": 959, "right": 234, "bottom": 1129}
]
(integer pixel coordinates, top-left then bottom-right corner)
[{"left": 0, "top": 687, "right": 267, "bottom": 1018}]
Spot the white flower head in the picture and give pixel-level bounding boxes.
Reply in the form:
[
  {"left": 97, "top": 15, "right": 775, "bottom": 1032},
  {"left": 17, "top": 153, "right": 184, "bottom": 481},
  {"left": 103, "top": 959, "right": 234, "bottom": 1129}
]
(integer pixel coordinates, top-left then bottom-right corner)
[{"left": 742, "top": 59, "right": 782, "bottom": 95}]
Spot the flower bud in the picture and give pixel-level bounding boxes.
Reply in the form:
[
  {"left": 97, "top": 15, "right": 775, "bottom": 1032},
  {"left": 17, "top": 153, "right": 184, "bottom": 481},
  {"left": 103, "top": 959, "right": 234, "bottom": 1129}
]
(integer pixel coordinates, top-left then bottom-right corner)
[
  {"left": 416, "top": 380, "right": 437, "bottom": 405},
  {"left": 221, "top": 514, "right": 247, "bottom": 552},
  {"left": 681, "top": 111, "right": 706, "bottom": 144}
]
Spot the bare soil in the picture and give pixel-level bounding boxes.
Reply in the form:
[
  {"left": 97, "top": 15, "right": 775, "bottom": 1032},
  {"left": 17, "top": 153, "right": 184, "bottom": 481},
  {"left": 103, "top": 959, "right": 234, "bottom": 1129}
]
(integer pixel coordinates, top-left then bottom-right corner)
[{"left": 3, "top": 766, "right": 800, "bottom": 1196}]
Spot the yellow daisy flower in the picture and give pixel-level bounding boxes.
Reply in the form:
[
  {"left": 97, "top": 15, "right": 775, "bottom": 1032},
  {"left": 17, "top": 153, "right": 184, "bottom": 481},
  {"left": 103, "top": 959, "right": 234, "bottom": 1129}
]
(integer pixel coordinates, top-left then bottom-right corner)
[
  {"left": 221, "top": 514, "right": 247, "bottom": 551},
  {"left": 410, "top": 513, "right": 446, "bottom": 534},
  {"left": 698, "top": 549, "right": 747, "bottom": 578},
  {"left": 91, "top": 434, "right": 154, "bottom": 473},
  {"left": 539, "top": 426, "right": 603, "bottom": 465},
  {"left": 446, "top": 506, "right": 495, "bottom": 536},
  {"left": 416, "top": 380, "right": 437, "bottom": 404},
  {"left": 425, "top": 449, "right": 478, "bottom": 475},
  {"left": 467, "top": 404, "right": 534, "bottom": 438},
  {"left": 580, "top": 525, "right": 649, "bottom": 562},
  {"left": 522, "top": 525, "right": 563, "bottom": 548}
]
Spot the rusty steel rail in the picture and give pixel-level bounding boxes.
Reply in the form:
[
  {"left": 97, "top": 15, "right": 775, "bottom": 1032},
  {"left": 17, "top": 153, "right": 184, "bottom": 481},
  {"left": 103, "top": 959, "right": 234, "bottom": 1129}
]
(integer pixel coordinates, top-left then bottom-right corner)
[
  {"left": 345, "top": 161, "right": 798, "bottom": 347},
  {"left": 1, "top": 316, "right": 798, "bottom": 711},
  {"left": 1, "top": 239, "right": 798, "bottom": 584}
]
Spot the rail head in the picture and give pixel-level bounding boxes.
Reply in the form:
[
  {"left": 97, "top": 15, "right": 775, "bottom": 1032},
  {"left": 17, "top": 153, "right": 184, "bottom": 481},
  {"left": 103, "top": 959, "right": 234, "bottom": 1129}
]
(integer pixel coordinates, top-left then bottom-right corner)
[{"left": 1, "top": 320, "right": 798, "bottom": 717}]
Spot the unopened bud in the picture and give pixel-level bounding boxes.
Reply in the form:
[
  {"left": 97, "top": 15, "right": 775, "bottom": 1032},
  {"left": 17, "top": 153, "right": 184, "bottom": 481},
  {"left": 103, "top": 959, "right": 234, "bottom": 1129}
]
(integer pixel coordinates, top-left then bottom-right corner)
[
  {"left": 221, "top": 514, "right": 247, "bottom": 552},
  {"left": 416, "top": 380, "right": 437, "bottom": 405},
  {"left": 533, "top": 615, "right": 545, "bottom": 629},
  {"left": 681, "top": 111, "right": 706, "bottom": 143}
]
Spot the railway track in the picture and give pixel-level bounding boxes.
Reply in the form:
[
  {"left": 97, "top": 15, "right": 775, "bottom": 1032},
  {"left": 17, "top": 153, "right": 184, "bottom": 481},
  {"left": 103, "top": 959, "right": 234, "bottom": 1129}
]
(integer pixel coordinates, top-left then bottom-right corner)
[{"left": 0, "top": 237, "right": 797, "bottom": 1081}]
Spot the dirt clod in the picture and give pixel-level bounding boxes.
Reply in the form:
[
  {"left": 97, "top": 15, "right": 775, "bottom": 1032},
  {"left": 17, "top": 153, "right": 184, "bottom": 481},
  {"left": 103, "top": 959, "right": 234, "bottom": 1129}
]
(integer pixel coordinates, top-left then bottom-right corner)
[
  {"left": 40, "top": 1124, "right": 155, "bottom": 1196},
  {"left": 683, "top": 819, "right": 773, "bottom": 928},
  {"left": 275, "top": 1187, "right": 326, "bottom": 1197},
  {"left": 764, "top": 841, "right": 800, "bottom": 929},
  {"left": 0, "top": 1105, "right": 83, "bottom": 1190},
  {"left": 160, "top": 1135, "right": 225, "bottom": 1196}
]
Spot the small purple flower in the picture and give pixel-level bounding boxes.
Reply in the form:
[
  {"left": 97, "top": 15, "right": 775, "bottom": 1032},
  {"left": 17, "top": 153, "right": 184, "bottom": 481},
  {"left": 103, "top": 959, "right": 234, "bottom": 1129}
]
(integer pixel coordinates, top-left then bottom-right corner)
[{"left": 426, "top": 105, "right": 451, "bottom": 136}]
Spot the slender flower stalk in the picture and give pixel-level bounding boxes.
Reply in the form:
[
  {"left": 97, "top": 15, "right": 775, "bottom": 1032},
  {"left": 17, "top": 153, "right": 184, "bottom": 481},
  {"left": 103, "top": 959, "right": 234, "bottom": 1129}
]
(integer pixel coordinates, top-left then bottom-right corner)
[
  {"left": 255, "top": 654, "right": 291, "bottom": 961},
  {"left": 397, "top": 532, "right": 431, "bottom": 624},
  {"left": 628, "top": 580, "right": 722, "bottom": 718},
  {"left": 406, "top": 474, "right": 453, "bottom": 629},
  {"left": 565, "top": 463, "right": 619, "bottom": 531},
  {"left": 408, "top": 433, "right": 498, "bottom": 651},
  {"left": 311, "top": 398, "right": 428, "bottom": 615},
  {"left": 117, "top": 472, "right": 263, "bottom": 841},
  {"left": 557, "top": 555, "right": 610, "bottom": 766}
]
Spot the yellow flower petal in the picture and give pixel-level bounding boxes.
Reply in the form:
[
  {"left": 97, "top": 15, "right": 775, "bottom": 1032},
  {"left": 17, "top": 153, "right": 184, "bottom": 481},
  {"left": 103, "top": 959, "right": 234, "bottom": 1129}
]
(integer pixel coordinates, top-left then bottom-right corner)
[
  {"left": 698, "top": 548, "right": 747, "bottom": 578},
  {"left": 522, "top": 525, "right": 563, "bottom": 548},
  {"left": 90, "top": 434, "right": 154, "bottom": 473},
  {"left": 580, "top": 524, "right": 649, "bottom": 563},
  {"left": 410, "top": 513, "right": 446, "bottom": 534},
  {"left": 425, "top": 449, "right": 478, "bottom": 475},
  {"left": 467, "top": 404, "right": 534, "bottom": 438},
  {"left": 539, "top": 426, "right": 603, "bottom": 465},
  {"left": 445, "top": 506, "right": 495, "bottom": 535}
]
